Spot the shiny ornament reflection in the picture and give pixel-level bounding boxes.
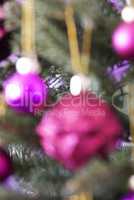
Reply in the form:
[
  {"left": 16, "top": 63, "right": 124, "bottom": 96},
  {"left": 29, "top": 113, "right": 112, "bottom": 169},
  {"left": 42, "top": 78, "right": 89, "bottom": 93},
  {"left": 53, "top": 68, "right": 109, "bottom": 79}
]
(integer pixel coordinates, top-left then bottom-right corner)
[
  {"left": 4, "top": 73, "right": 47, "bottom": 114},
  {"left": 112, "top": 22, "right": 134, "bottom": 59},
  {"left": 37, "top": 92, "right": 123, "bottom": 170}
]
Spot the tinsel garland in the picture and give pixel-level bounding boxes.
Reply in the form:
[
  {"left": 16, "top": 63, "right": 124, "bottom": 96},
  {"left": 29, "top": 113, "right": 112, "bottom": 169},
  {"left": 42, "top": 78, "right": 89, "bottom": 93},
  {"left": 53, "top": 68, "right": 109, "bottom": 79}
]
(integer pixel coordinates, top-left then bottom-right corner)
[
  {"left": 107, "top": 60, "right": 130, "bottom": 83},
  {"left": 107, "top": 0, "right": 124, "bottom": 12}
]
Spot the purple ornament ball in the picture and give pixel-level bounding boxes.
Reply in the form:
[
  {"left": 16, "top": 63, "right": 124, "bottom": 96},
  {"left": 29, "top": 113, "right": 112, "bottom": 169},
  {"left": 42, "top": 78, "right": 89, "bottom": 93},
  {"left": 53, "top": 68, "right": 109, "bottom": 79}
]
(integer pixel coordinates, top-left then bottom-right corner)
[
  {"left": 112, "top": 22, "right": 134, "bottom": 59},
  {"left": 3, "top": 73, "right": 47, "bottom": 114},
  {"left": 0, "top": 148, "right": 13, "bottom": 182},
  {"left": 121, "top": 192, "right": 134, "bottom": 200}
]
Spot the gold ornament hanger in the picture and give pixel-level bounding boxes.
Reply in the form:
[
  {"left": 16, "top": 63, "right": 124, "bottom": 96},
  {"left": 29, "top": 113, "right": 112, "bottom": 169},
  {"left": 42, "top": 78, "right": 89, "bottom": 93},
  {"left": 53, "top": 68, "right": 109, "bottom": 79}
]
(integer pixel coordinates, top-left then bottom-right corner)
[
  {"left": 66, "top": 192, "right": 93, "bottom": 200},
  {"left": 64, "top": 2, "right": 93, "bottom": 75},
  {"left": 126, "top": 0, "right": 134, "bottom": 6},
  {"left": 21, "top": 0, "right": 35, "bottom": 56}
]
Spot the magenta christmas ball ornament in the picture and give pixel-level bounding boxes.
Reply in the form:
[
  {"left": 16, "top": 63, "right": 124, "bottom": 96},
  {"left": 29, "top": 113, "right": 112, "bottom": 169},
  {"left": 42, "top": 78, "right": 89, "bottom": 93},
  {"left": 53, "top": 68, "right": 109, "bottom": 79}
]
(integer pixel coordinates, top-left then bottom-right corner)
[
  {"left": 120, "top": 192, "right": 134, "bottom": 200},
  {"left": 3, "top": 73, "right": 48, "bottom": 114},
  {"left": 0, "top": 27, "right": 6, "bottom": 39},
  {"left": 0, "top": 148, "right": 13, "bottom": 182},
  {"left": 112, "top": 21, "right": 134, "bottom": 59},
  {"left": 36, "top": 92, "right": 123, "bottom": 171}
]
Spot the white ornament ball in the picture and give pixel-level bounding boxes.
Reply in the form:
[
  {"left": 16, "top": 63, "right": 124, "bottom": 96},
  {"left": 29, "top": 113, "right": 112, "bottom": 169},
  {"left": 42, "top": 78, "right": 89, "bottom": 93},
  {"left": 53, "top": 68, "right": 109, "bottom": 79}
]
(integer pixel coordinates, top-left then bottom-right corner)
[
  {"left": 70, "top": 74, "right": 91, "bottom": 96},
  {"left": 121, "top": 6, "right": 134, "bottom": 23},
  {"left": 16, "top": 57, "right": 40, "bottom": 75}
]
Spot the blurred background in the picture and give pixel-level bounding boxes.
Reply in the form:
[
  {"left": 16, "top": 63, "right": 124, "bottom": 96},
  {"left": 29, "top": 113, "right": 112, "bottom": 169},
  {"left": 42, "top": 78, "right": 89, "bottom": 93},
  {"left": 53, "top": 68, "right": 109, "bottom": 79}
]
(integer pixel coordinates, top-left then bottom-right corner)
[{"left": 0, "top": 0, "right": 134, "bottom": 199}]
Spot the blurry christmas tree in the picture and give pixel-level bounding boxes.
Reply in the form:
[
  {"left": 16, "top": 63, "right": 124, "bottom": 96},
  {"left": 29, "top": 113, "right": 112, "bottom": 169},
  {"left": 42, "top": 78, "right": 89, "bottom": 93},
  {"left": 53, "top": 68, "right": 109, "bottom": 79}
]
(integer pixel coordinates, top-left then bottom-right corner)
[{"left": 0, "top": 0, "right": 134, "bottom": 200}]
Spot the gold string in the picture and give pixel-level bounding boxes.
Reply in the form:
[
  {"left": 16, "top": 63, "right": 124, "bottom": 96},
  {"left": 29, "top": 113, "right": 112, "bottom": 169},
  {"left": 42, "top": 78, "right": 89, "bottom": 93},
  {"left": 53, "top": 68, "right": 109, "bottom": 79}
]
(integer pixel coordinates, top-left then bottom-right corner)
[
  {"left": 126, "top": 0, "right": 134, "bottom": 6},
  {"left": 64, "top": 3, "right": 82, "bottom": 74},
  {"left": 21, "top": 0, "right": 35, "bottom": 56},
  {"left": 66, "top": 192, "right": 93, "bottom": 200},
  {"left": 81, "top": 21, "right": 92, "bottom": 75},
  {"left": 64, "top": 3, "right": 92, "bottom": 75},
  {"left": 0, "top": 94, "right": 6, "bottom": 117}
]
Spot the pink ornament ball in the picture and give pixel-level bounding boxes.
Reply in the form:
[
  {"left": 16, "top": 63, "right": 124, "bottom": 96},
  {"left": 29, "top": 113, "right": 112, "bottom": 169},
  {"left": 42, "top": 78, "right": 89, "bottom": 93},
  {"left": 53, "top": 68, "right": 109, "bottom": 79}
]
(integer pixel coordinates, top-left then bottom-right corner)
[
  {"left": 0, "top": 27, "right": 6, "bottom": 39},
  {"left": 112, "top": 22, "right": 134, "bottom": 59},
  {"left": 0, "top": 6, "right": 5, "bottom": 20},
  {"left": 36, "top": 92, "right": 123, "bottom": 171},
  {"left": 4, "top": 73, "right": 47, "bottom": 114},
  {"left": 121, "top": 192, "right": 134, "bottom": 200},
  {"left": 0, "top": 148, "right": 13, "bottom": 182}
]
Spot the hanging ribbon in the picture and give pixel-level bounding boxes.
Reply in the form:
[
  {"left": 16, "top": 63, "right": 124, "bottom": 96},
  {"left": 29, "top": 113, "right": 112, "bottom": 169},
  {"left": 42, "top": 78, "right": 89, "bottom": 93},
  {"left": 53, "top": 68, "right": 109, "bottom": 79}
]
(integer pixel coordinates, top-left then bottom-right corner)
[
  {"left": 81, "top": 19, "right": 93, "bottom": 75},
  {"left": 126, "top": 0, "right": 134, "bottom": 6},
  {"left": 0, "top": 94, "right": 6, "bottom": 117},
  {"left": 67, "top": 192, "right": 93, "bottom": 200},
  {"left": 21, "top": 0, "right": 35, "bottom": 56},
  {"left": 64, "top": 2, "right": 92, "bottom": 75},
  {"left": 64, "top": 3, "right": 82, "bottom": 74}
]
